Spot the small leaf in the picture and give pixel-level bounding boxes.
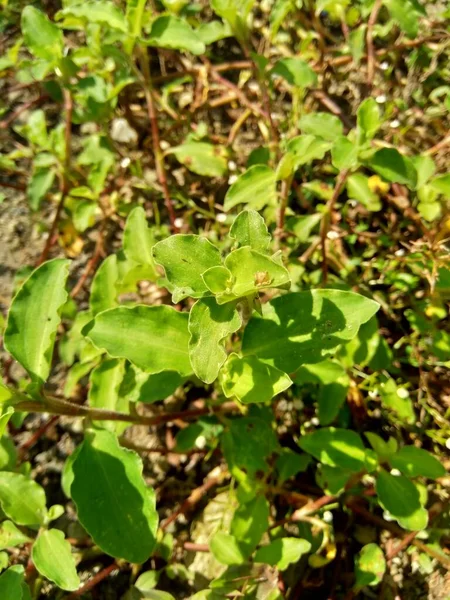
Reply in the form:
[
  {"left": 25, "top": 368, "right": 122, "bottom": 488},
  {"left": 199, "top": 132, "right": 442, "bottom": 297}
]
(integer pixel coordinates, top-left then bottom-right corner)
[
  {"left": 222, "top": 416, "right": 278, "bottom": 475},
  {"left": 27, "top": 168, "right": 55, "bottom": 211},
  {"left": 0, "top": 565, "right": 25, "bottom": 599},
  {"left": 223, "top": 165, "right": 277, "bottom": 212},
  {"left": 286, "top": 134, "right": 332, "bottom": 167},
  {"left": 346, "top": 173, "right": 381, "bottom": 211},
  {"left": 83, "top": 305, "right": 192, "bottom": 376},
  {"left": 196, "top": 20, "right": 232, "bottom": 44},
  {"left": 123, "top": 207, "right": 158, "bottom": 275},
  {"left": 21, "top": 6, "right": 63, "bottom": 61},
  {"left": 32, "top": 530, "right": 80, "bottom": 591},
  {"left": 270, "top": 57, "right": 317, "bottom": 88},
  {"left": 242, "top": 290, "right": 379, "bottom": 372},
  {"left": 71, "top": 429, "right": 158, "bottom": 563},
  {"left": 298, "top": 427, "right": 367, "bottom": 472},
  {"left": 152, "top": 235, "right": 222, "bottom": 302},
  {"left": 0, "top": 521, "right": 31, "bottom": 550},
  {"left": 88, "top": 359, "right": 127, "bottom": 433},
  {"left": 357, "top": 98, "right": 380, "bottom": 143},
  {"left": 318, "top": 378, "right": 349, "bottom": 426},
  {"left": 230, "top": 495, "right": 269, "bottom": 556},
  {"left": 331, "top": 136, "right": 359, "bottom": 170},
  {"left": 4, "top": 259, "right": 70, "bottom": 384},
  {"left": 209, "top": 532, "right": 245, "bottom": 566},
  {"left": 368, "top": 148, "right": 417, "bottom": 188},
  {"left": 121, "top": 365, "right": 183, "bottom": 404},
  {"left": 89, "top": 254, "right": 119, "bottom": 316},
  {"left": 0, "top": 472, "right": 47, "bottom": 526},
  {"left": 170, "top": 141, "right": 227, "bottom": 177},
  {"left": 188, "top": 298, "right": 241, "bottom": 384},
  {"left": 146, "top": 16, "right": 205, "bottom": 55},
  {"left": 229, "top": 210, "right": 271, "bottom": 253},
  {"left": 385, "top": 0, "right": 419, "bottom": 38},
  {"left": 354, "top": 543, "right": 386, "bottom": 589},
  {"left": 365, "top": 433, "right": 398, "bottom": 460},
  {"left": 254, "top": 538, "right": 311, "bottom": 570},
  {"left": 380, "top": 378, "right": 415, "bottom": 424},
  {"left": 220, "top": 353, "right": 292, "bottom": 404},
  {"left": 276, "top": 449, "right": 311, "bottom": 482},
  {"left": 202, "top": 266, "right": 233, "bottom": 294},
  {"left": 56, "top": 2, "right": 128, "bottom": 32},
  {"left": 430, "top": 173, "right": 450, "bottom": 197},
  {"left": 390, "top": 446, "right": 445, "bottom": 480},
  {"left": 376, "top": 470, "right": 428, "bottom": 531},
  {"left": 299, "top": 112, "right": 344, "bottom": 141}
]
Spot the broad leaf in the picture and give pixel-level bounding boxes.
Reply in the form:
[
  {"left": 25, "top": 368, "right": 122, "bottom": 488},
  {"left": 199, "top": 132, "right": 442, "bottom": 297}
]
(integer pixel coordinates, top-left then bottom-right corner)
[
  {"left": 229, "top": 210, "right": 271, "bottom": 253},
  {"left": 21, "top": 6, "right": 63, "bottom": 61},
  {"left": 221, "top": 353, "right": 292, "bottom": 404},
  {"left": 209, "top": 532, "right": 245, "bottom": 566},
  {"left": 120, "top": 365, "right": 183, "bottom": 404},
  {"left": 298, "top": 427, "right": 367, "bottom": 472},
  {"left": 218, "top": 247, "right": 290, "bottom": 303},
  {"left": 276, "top": 449, "right": 311, "bottom": 482},
  {"left": 299, "top": 113, "right": 344, "bottom": 141},
  {"left": 354, "top": 544, "right": 386, "bottom": 589},
  {"left": 346, "top": 173, "right": 381, "bottom": 211},
  {"left": 0, "top": 472, "right": 47, "bottom": 526},
  {"left": 242, "top": 290, "right": 379, "bottom": 372},
  {"left": 0, "top": 521, "right": 31, "bottom": 550},
  {"left": 376, "top": 470, "right": 428, "bottom": 531},
  {"left": 71, "top": 429, "right": 158, "bottom": 563},
  {"left": 152, "top": 235, "right": 222, "bottom": 302},
  {"left": 230, "top": 495, "right": 269, "bottom": 556},
  {"left": 4, "top": 259, "right": 70, "bottom": 384},
  {"left": 390, "top": 446, "right": 445, "bottom": 480},
  {"left": 170, "top": 142, "right": 227, "bottom": 177},
  {"left": 56, "top": 2, "right": 128, "bottom": 32},
  {"left": 222, "top": 416, "right": 278, "bottom": 475},
  {"left": 188, "top": 298, "right": 241, "bottom": 384},
  {"left": 331, "top": 136, "right": 359, "bottom": 170},
  {"left": 357, "top": 98, "right": 380, "bottom": 143},
  {"left": 0, "top": 565, "right": 26, "bottom": 599},
  {"left": 146, "top": 16, "right": 205, "bottom": 55},
  {"left": 32, "top": 529, "right": 80, "bottom": 591},
  {"left": 196, "top": 21, "right": 232, "bottom": 44},
  {"left": 368, "top": 148, "right": 417, "bottom": 189},
  {"left": 84, "top": 305, "right": 192, "bottom": 376},
  {"left": 88, "top": 359, "right": 128, "bottom": 433},
  {"left": 254, "top": 538, "right": 311, "bottom": 570},
  {"left": 223, "top": 165, "right": 277, "bottom": 212},
  {"left": 286, "top": 135, "right": 332, "bottom": 167},
  {"left": 270, "top": 57, "right": 317, "bottom": 88}
]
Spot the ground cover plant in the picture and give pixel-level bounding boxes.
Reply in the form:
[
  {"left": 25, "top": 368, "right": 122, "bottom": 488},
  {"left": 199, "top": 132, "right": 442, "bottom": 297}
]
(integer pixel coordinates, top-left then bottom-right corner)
[{"left": 0, "top": 0, "right": 449, "bottom": 598}]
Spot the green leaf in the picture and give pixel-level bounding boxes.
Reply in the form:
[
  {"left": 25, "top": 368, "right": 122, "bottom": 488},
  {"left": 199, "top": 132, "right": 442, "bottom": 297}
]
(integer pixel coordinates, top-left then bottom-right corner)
[
  {"left": 83, "top": 305, "right": 192, "bottom": 376},
  {"left": 242, "top": 290, "right": 379, "bottom": 372},
  {"left": 32, "top": 530, "right": 80, "bottom": 591},
  {"left": 230, "top": 495, "right": 269, "bottom": 556},
  {"left": 0, "top": 472, "right": 47, "bottom": 526},
  {"left": 331, "top": 136, "right": 359, "bottom": 170},
  {"left": 317, "top": 378, "right": 349, "bottom": 426},
  {"left": 346, "top": 173, "right": 381, "bottom": 211},
  {"left": 430, "top": 173, "right": 450, "bottom": 197},
  {"left": 229, "top": 210, "right": 271, "bottom": 253},
  {"left": 89, "top": 255, "right": 119, "bottom": 316},
  {"left": 152, "top": 235, "right": 222, "bottom": 302},
  {"left": 209, "top": 532, "right": 246, "bottom": 566},
  {"left": 125, "top": 0, "right": 147, "bottom": 53},
  {"left": 123, "top": 207, "right": 158, "bottom": 275},
  {"left": 121, "top": 365, "right": 183, "bottom": 404},
  {"left": 21, "top": 6, "right": 63, "bottom": 61},
  {"left": 196, "top": 21, "right": 232, "bottom": 44},
  {"left": 88, "top": 359, "right": 127, "bottom": 433},
  {"left": 220, "top": 353, "right": 292, "bottom": 404},
  {"left": 146, "top": 16, "right": 205, "bottom": 55},
  {"left": 299, "top": 113, "right": 344, "bottom": 141},
  {"left": 254, "top": 538, "right": 311, "bottom": 570},
  {"left": 390, "top": 446, "right": 445, "bottom": 480},
  {"left": 385, "top": 0, "right": 419, "bottom": 38},
  {"left": 368, "top": 148, "right": 417, "bottom": 188},
  {"left": 379, "top": 378, "right": 415, "bottom": 424},
  {"left": 218, "top": 247, "right": 290, "bottom": 303},
  {"left": 56, "top": 2, "right": 128, "bottom": 32},
  {"left": 71, "top": 429, "right": 158, "bottom": 563},
  {"left": 418, "top": 201, "right": 441, "bottom": 222},
  {"left": 175, "top": 416, "right": 223, "bottom": 452},
  {"left": 270, "top": 57, "right": 317, "bottom": 88},
  {"left": 354, "top": 543, "right": 386, "bottom": 589},
  {"left": 170, "top": 142, "right": 227, "bottom": 177},
  {"left": 223, "top": 165, "right": 276, "bottom": 212},
  {"left": 286, "top": 135, "right": 332, "bottom": 167},
  {"left": 188, "top": 298, "right": 241, "bottom": 384},
  {"left": 286, "top": 213, "right": 321, "bottom": 242},
  {"left": 298, "top": 427, "right": 367, "bottom": 472},
  {"left": 357, "top": 98, "right": 380, "bottom": 143},
  {"left": 316, "top": 464, "right": 353, "bottom": 495},
  {"left": 222, "top": 416, "right": 278, "bottom": 475},
  {"left": 0, "top": 521, "right": 31, "bottom": 550},
  {"left": 4, "top": 259, "right": 70, "bottom": 384},
  {"left": 276, "top": 449, "right": 311, "bottom": 482},
  {"left": 376, "top": 470, "right": 428, "bottom": 531},
  {"left": 202, "top": 266, "right": 233, "bottom": 294},
  {"left": 365, "top": 433, "right": 398, "bottom": 460},
  {"left": 349, "top": 25, "right": 366, "bottom": 65},
  {"left": 270, "top": 0, "right": 295, "bottom": 38},
  {"left": 27, "top": 168, "right": 55, "bottom": 211},
  {"left": 0, "top": 565, "right": 26, "bottom": 599}
]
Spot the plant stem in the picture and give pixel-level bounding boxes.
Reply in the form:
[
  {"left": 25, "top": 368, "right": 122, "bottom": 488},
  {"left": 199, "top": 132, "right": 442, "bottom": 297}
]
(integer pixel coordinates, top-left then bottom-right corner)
[
  {"left": 320, "top": 169, "right": 350, "bottom": 284},
  {"left": 366, "top": 0, "right": 383, "bottom": 87},
  {"left": 66, "top": 562, "right": 118, "bottom": 599},
  {"left": 276, "top": 174, "right": 294, "bottom": 246},
  {"left": 138, "top": 46, "right": 177, "bottom": 231}
]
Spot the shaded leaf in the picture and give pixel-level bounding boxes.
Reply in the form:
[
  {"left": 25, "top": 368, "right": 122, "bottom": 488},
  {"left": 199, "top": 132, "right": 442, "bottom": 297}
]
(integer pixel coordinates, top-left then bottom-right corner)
[
  {"left": 27, "top": 168, "right": 55, "bottom": 211},
  {"left": 222, "top": 416, "right": 278, "bottom": 475},
  {"left": 390, "top": 446, "right": 445, "bottom": 480},
  {"left": 83, "top": 305, "right": 192, "bottom": 376},
  {"left": 0, "top": 565, "right": 25, "bottom": 599},
  {"left": 298, "top": 427, "right": 367, "bottom": 472},
  {"left": 354, "top": 543, "right": 386, "bottom": 589},
  {"left": 271, "top": 57, "right": 317, "bottom": 88},
  {"left": 254, "top": 538, "right": 311, "bottom": 570},
  {"left": 376, "top": 470, "right": 428, "bottom": 531},
  {"left": 368, "top": 148, "right": 417, "bottom": 188},
  {"left": 224, "top": 165, "right": 276, "bottom": 212},
  {"left": 32, "top": 530, "right": 80, "bottom": 591},
  {"left": 170, "top": 142, "right": 227, "bottom": 177},
  {"left": 146, "top": 16, "right": 205, "bottom": 54}
]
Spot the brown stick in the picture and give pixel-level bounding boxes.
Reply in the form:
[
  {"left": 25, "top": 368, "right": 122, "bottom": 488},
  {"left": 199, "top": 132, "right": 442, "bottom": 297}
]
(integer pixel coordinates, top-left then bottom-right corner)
[
  {"left": 70, "top": 220, "right": 105, "bottom": 298},
  {"left": 37, "top": 88, "right": 73, "bottom": 265},
  {"left": 138, "top": 47, "right": 177, "bottom": 231},
  {"left": 320, "top": 169, "right": 350, "bottom": 284},
  {"left": 367, "top": 0, "right": 383, "bottom": 87},
  {"left": 66, "top": 562, "right": 118, "bottom": 599},
  {"left": 17, "top": 415, "right": 59, "bottom": 458},
  {"left": 0, "top": 94, "right": 49, "bottom": 130},
  {"left": 275, "top": 174, "right": 294, "bottom": 245},
  {"left": 183, "top": 542, "right": 210, "bottom": 552}
]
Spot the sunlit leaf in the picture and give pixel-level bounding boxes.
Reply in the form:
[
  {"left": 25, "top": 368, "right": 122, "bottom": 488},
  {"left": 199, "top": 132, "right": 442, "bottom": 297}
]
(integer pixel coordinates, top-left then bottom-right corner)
[{"left": 32, "top": 530, "right": 80, "bottom": 591}]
